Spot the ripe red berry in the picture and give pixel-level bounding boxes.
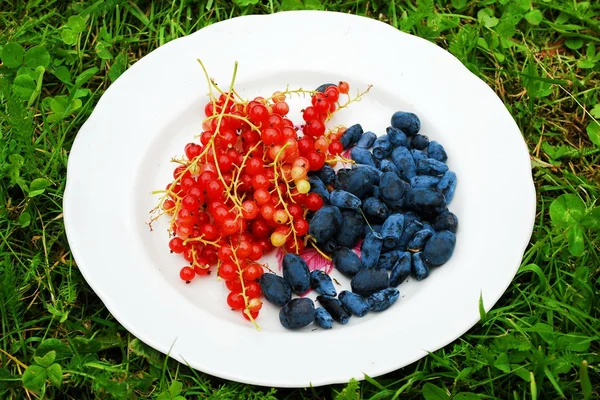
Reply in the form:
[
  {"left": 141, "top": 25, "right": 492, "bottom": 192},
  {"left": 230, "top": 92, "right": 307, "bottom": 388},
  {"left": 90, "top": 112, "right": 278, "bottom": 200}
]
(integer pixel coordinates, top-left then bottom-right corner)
[
  {"left": 227, "top": 292, "right": 245, "bottom": 310},
  {"left": 302, "top": 106, "right": 318, "bottom": 122},
  {"left": 184, "top": 143, "right": 202, "bottom": 160},
  {"left": 179, "top": 266, "right": 196, "bottom": 283},
  {"left": 338, "top": 81, "right": 350, "bottom": 94},
  {"left": 242, "top": 264, "right": 264, "bottom": 281},
  {"left": 169, "top": 237, "right": 185, "bottom": 254},
  {"left": 226, "top": 279, "right": 243, "bottom": 293},
  {"left": 219, "top": 262, "right": 238, "bottom": 281},
  {"left": 305, "top": 193, "right": 324, "bottom": 211},
  {"left": 245, "top": 281, "right": 262, "bottom": 298},
  {"left": 293, "top": 218, "right": 309, "bottom": 235},
  {"left": 324, "top": 86, "right": 340, "bottom": 103},
  {"left": 328, "top": 140, "right": 343, "bottom": 155}
]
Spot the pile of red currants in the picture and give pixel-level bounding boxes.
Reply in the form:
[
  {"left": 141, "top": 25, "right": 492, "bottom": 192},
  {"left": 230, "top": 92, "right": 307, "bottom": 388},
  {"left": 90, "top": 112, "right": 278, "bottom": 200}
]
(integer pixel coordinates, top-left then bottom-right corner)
[{"left": 151, "top": 61, "right": 369, "bottom": 326}]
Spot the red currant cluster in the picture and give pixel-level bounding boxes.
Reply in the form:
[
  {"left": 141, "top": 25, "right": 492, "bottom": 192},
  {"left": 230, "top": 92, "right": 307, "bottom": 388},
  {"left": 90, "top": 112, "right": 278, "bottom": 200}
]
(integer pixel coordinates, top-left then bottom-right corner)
[{"left": 152, "top": 62, "right": 367, "bottom": 325}]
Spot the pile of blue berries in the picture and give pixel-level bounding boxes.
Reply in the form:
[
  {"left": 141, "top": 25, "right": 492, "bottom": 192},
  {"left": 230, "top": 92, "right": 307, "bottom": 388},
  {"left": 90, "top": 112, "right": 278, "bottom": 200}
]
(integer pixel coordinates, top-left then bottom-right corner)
[{"left": 259, "top": 109, "right": 458, "bottom": 330}]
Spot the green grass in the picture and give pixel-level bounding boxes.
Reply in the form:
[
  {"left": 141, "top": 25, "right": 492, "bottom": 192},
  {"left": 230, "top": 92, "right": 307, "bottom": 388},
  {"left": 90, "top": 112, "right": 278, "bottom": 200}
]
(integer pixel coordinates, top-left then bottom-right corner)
[{"left": 1, "top": 0, "right": 599, "bottom": 398}]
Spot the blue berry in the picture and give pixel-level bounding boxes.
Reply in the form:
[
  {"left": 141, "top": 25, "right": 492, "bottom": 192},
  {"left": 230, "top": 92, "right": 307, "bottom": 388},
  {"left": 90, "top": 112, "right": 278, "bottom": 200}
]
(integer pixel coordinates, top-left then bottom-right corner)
[
  {"left": 337, "top": 166, "right": 378, "bottom": 199},
  {"left": 381, "top": 214, "right": 405, "bottom": 249},
  {"left": 329, "top": 190, "right": 362, "bottom": 210},
  {"left": 391, "top": 146, "right": 417, "bottom": 181},
  {"left": 316, "top": 164, "right": 336, "bottom": 185},
  {"left": 340, "top": 124, "right": 363, "bottom": 149},
  {"left": 389, "top": 251, "right": 412, "bottom": 286},
  {"left": 379, "top": 172, "right": 410, "bottom": 208},
  {"left": 314, "top": 307, "right": 334, "bottom": 329},
  {"left": 350, "top": 268, "right": 389, "bottom": 297},
  {"left": 428, "top": 141, "right": 448, "bottom": 162},
  {"left": 416, "top": 158, "right": 449, "bottom": 176},
  {"left": 360, "top": 231, "right": 383, "bottom": 269},
  {"left": 372, "top": 135, "right": 392, "bottom": 160},
  {"left": 333, "top": 247, "right": 363, "bottom": 278},
  {"left": 362, "top": 197, "right": 390, "bottom": 223},
  {"left": 410, "top": 175, "right": 441, "bottom": 189},
  {"left": 411, "top": 134, "right": 429, "bottom": 150},
  {"left": 407, "top": 229, "right": 433, "bottom": 252},
  {"left": 310, "top": 270, "right": 337, "bottom": 297},
  {"left": 282, "top": 253, "right": 311, "bottom": 294},
  {"left": 317, "top": 295, "right": 351, "bottom": 324},
  {"left": 434, "top": 211, "right": 459, "bottom": 233},
  {"left": 423, "top": 230, "right": 456, "bottom": 266},
  {"left": 308, "top": 205, "right": 343, "bottom": 243},
  {"left": 356, "top": 131, "right": 377, "bottom": 148},
  {"left": 411, "top": 149, "right": 427, "bottom": 164},
  {"left": 335, "top": 209, "right": 365, "bottom": 248},
  {"left": 437, "top": 170, "right": 457, "bottom": 204},
  {"left": 279, "top": 298, "right": 315, "bottom": 329},
  {"left": 368, "top": 288, "right": 400, "bottom": 311},
  {"left": 376, "top": 249, "right": 403, "bottom": 270},
  {"left": 339, "top": 290, "right": 370, "bottom": 317},
  {"left": 398, "top": 220, "right": 424, "bottom": 249},
  {"left": 351, "top": 147, "right": 378, "bottom": 168},
  {"left": 412, "top": 252, "right": 430, "bottom": 280},
  {"left": 405, "top": 187, "right": 446, "bottom": 215},
  {"left": 259, "top": 273, "right": 292, "bottom": 307},
  {"left": 391, "top": 111, "right": 421, "bottom": 136},
  {"left": 379, "top": 159, "right": 401, "bottom": 175},
  {"left": 386, "top": 126, "right": 409, "bottom": 147}
]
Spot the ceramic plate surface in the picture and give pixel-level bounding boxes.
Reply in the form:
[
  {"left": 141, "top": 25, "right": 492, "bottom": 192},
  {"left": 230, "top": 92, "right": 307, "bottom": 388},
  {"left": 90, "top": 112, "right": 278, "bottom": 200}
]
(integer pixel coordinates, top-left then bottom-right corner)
[{"left": 64, "top": 11, "right": 536, "bottom": 387}]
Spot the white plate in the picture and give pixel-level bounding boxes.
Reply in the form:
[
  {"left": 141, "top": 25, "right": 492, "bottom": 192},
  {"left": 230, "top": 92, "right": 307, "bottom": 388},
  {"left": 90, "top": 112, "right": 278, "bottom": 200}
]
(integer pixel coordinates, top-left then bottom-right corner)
[{"left": 64, "top": 11, "right": 536, "bottom": 388}]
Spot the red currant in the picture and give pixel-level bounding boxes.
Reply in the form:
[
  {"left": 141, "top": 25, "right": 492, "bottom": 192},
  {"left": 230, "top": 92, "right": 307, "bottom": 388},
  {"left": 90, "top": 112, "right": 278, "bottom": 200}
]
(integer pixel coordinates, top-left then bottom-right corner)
[
  {"left": 179, "top": 266, "right": 195, "bottom": 283},
  {"left": 219, "top": 262, "right": 238, "bottom": 281},
  {"left": 242, "top": 264, "right": 263, "bottom": 281},
  {"left": 305, "top": 193, "right": 324, "bottom": 211},
  {"left": 227, "top": 292, "right": 245, "bottom": 310},
  {"left": 245, "top": 281, "right": 262, "bottom": 298},
  {"left": 338, "top": 81, "right": 350, "bottom": 94},
  {"left": 169, "top": 237, "right": 185, "bottom": 253}
]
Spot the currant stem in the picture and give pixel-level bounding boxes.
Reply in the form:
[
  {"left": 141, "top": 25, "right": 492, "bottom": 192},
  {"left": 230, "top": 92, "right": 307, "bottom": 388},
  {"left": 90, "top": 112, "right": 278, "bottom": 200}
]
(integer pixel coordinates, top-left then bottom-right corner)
[
  {"left": 326, "top": 84, "right": 373, "bottom": 123},
  {"left": 308, "top": 238, "right": 332, "bottom": 261},
  {"left": 270, "top": 142, "right": 300, "bottom": 251},
  {"left": 230, "top": 238, "right": 261, "bottom": 330}
]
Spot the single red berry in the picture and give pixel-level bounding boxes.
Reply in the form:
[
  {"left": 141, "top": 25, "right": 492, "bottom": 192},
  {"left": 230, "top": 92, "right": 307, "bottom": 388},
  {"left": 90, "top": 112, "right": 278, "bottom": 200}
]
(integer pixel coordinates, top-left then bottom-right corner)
[
  {"left": 245, "top": 281, "right": 262, "bottom": 298},
  {"left": 169, "top": 237, "right": 185, "bottom": 254},
  {"left": 237, "top": 240, "right": 253, "bottom": 259},
  {"left": 272, "top": 101, "right": 289, "bottom": 116},
  {"left": 302, "top": 106, "right": 319, "bottom": 122},
  {"left": 338, "top": 81, "right": 350, "bottom": 94},
  {"left": 184, "top": 143, "right": 202, "bottom": 160},
  {"left": 267, "top": 113, "right": 284, "bottom": 129},
  {"left": 324, "top": 86, "right": 340, "bottom": 103},
  {"left": 179, "top": 266, "right": 195, "bottom": 283},
  {"left": 227, "top": 292, "right": 245, "bottom": 310},
  {"left": 181, "top": 195, "right": 199, "bottom": 211},
  {"left": 226, "top": 279, "right": 243, "bottom": 293},
  {"left": 306, "top": 151, "right": 326, "bottom": 171},
  {"left": 242, "top": 264, "right": 263, "bottom": 281},
  {"left": 251, "top": 219, "right": 270, "bottom": 239},
  {"left": 305, "top": 193, "right": 324, "bottom": 211},
  {"left": 328, "top": 140, "right": 343, "bottom": 155},
  {"left": 219, "top": 262, "right": 238, "bottom": 281},
  {"left": 246, "top": 157, "right": 265, "bottom": 176},
  {"left": 248, "top": 244, "right": 263, "bottom": 261},
  {"left": 293, "top": 218, "right": 309, "bottom": 235}
]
